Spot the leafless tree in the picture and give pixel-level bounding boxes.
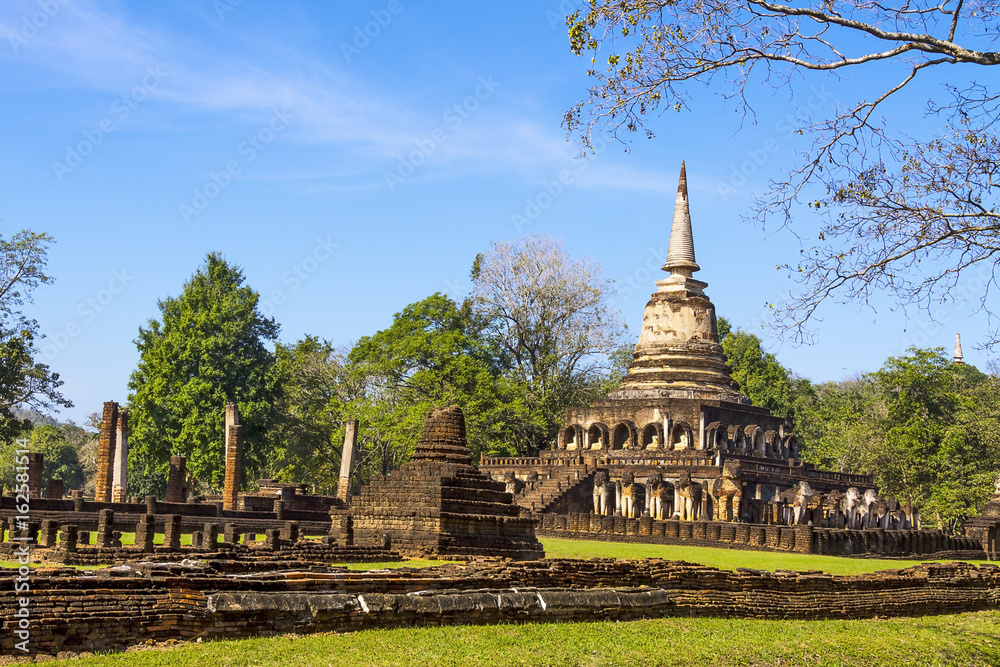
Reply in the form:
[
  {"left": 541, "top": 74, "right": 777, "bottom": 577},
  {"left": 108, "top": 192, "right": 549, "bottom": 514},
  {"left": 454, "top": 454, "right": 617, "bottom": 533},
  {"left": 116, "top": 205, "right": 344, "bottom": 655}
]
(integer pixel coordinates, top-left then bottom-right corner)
[
  {"left": 566, "top": 1, "right": 1000, "bottom": 347},
  {"left": 470, "top": 235, "right": 627, "bottom": 399}
]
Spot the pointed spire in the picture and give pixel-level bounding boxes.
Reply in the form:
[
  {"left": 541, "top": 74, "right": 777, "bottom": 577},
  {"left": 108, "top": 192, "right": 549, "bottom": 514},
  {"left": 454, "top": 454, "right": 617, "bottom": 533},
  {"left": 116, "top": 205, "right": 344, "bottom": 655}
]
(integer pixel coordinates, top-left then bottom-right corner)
[
  {"left": 663, "top": 160, "right": 701, "bottom": 275},
  {"left": 954, "top": 333, "right": 965, "bottom": 364}
]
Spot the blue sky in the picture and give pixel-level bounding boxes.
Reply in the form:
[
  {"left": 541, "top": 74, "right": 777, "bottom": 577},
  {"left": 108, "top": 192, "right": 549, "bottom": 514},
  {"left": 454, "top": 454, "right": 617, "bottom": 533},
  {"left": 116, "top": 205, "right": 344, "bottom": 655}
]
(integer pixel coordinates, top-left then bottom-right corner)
[{"left": 0, "top": 0, "right": 992, "bottom": 424}]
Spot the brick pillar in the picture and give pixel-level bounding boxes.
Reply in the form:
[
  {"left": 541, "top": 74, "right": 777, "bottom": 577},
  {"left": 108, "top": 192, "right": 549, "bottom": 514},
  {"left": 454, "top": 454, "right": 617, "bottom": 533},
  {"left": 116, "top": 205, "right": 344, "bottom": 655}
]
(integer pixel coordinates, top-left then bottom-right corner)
[
  {"left": 203, "top": 523, "right": 219, "bottom": 551},
  {"left": 165, "top": 456, "right": 187, "bottom": 503},
  {"left": 94, "top": 401, "right": 119, "bottom": 503},
  {"left": 225, "top": 402, "right": 240, "bottom": 457},
  {"left": 26, "top": 452, "right": 44, "bottom": 500},
  {"left": 96, "top": 509, "right": 115, "bottom": 548},
  {"left": 281, "top": 521, "right": 299, "bottom": 542},
  {"left": 264, "top": 528, "right": 281, "bottom": 551},
  {"left": 223, "top": 523, "right": 239, "bottom": 545},
  {"left": 164, "top": 514, "right": 182, "bottom": 549},
  {"left": 223, "top": 424, "right": 244, "bottom": 511},
  {"left": 337, "top": 419, "right": 359, "bottom": 504},
  {"left": 39, "top": 520, "right": 58, "bottom": 548},
  {"left": 111, "top": 410, "right": 129, "bottom": 503},
  {"left": 60, "top": 525, "right": 78, "bottom": 553},
  {"left": 136, "top": 514, "right": 155, "bottom": 552},
  {"left": 45, "top": 479, "right": 64, "bottom": 500}
]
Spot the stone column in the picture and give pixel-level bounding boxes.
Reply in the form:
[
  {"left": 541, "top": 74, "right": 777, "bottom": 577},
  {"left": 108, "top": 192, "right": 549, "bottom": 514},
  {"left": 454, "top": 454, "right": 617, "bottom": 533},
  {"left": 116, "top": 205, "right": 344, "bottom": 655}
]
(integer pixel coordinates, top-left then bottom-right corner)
[
  {"left": 60, "top": 525, "right": 78, "bottom": 553},
  {"left": 96, "top": 509, "right": 115, "bottom": 548},
  {"left": 281, "top": 521, "right": 299, "bottom": 542},
  {"left": 203, "top": 523, "right": 219, "bottom": 551},
  {"left": 39, "top": 520, "right": 58, "bottom": 548},
  {"left": 135, "top": 514, "right": 155, "bottom": 552},
  {"left": 165, "top": 456, "right": 187, "bottom": 503},
  {"left": 223, "top": 424, "right": 244, "bottom": 511},
  {"left": 224, "top": 402, "right": 240, "bottom": 458},
  {"left": 26, "top": 452, "right": 44, "bottom": 500},
  {"left": 164, "top": 514, "right": 182, "bottom": 549},
  {"left": 264, "top": 528, "right": 281, "bottom": 551},
  {"left": 337, "top": 419, "right": 358, "bottom": 504},
  {"left": 94, "top": 401, "right": 119, "bottom": 503},
  {"left": 111, "top": 409, "right": 129, "bottom": 503}
]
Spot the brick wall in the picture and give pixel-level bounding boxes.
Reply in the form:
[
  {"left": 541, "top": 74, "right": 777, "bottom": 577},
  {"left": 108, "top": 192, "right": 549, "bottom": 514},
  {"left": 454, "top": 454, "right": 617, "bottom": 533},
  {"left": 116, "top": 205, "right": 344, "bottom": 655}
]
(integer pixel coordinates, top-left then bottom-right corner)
[
  {"left": 0, "top": 559, "right": 997, "bottom": 657},
  {"left": 534, "top": 513, "right": 985, "bottom": 559}
]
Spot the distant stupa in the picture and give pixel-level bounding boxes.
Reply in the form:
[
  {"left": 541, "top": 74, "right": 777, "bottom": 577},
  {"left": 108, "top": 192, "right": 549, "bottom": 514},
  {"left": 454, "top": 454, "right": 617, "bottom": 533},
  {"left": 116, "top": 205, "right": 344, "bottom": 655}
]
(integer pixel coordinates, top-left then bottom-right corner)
[{"left": 954, "top": 333, "right": 965, "bottom": 364}]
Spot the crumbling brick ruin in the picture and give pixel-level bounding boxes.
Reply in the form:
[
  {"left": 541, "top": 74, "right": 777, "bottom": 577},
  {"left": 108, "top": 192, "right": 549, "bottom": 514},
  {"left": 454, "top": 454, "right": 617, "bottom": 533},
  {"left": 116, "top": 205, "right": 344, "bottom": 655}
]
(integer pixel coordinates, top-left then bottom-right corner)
[
  {"left": 1, "top": 558, "right": 998, "bottom": 657},
  {"left": 350, "top": 406, "right": 544, "bottom": 560}
]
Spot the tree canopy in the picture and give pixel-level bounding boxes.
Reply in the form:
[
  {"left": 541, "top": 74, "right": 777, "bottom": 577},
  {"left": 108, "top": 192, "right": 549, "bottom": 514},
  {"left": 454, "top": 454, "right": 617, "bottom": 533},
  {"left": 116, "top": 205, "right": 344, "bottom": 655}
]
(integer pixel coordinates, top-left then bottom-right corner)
[
  {"left": 791, "top": 348, "right": 1000, "bottom": 528},
  {"left": 126, "top": 253, "right": 281, "bottom": 494},
  {"left": 718, "top": 317, "right": 795, "bottom": 419},
  {"left": 566, "top": 2, "right": 1000, "bottom": 348},
  {"left": 0, "top": 230, "right": 71, "bottom": 442}
]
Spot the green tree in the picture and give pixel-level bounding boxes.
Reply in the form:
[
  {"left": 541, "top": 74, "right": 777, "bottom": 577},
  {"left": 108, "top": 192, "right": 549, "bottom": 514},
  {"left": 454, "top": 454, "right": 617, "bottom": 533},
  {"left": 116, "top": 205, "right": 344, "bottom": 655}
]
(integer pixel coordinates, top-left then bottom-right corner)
[
  {"left": 789, "top": 376, "right": 869, "bottom": 471},
  {"left": 127, "top": 253, "right": 281, "bottom": 494},
  {"left": 269, "top": 337, "right": 356, "bottom": 494},
  {"left": 0, "top": 230, "right": 71, "bottom": 442},
  {"left": 348, "top": 293, "right": 528, "bottom": 467},
  {"left": 717, "top": 317, "right": 794, "bottom": 418},
  {"left": 28, "top": 424, "right": 84, "bottom": 489}
]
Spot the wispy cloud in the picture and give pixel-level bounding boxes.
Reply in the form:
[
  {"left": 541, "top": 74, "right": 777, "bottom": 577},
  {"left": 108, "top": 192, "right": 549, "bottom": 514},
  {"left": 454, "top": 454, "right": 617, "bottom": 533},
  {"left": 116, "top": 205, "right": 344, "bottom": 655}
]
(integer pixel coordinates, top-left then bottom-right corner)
[{"left": 0, "top": 1, "right": 673, "bottom": 194}]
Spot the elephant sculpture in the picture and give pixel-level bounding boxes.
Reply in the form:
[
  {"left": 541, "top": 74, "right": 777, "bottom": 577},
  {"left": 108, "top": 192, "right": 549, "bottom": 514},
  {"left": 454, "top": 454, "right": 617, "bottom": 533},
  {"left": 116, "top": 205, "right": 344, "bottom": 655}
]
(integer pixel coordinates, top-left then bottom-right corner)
[
  {"left": 620, "top": 472, "right": 644, "bottom": 518},
  {"left": 842, "top": 487, "right": 862, "bottom": 529},
  {"left": 592, "top": 471, "right": 613, "bottom": 516},
  {"left": 711, "top": 460, "right": 742, "bottom": 522},
  {"left": 675, "top": 471, "right": 702, "bottom": 521}
]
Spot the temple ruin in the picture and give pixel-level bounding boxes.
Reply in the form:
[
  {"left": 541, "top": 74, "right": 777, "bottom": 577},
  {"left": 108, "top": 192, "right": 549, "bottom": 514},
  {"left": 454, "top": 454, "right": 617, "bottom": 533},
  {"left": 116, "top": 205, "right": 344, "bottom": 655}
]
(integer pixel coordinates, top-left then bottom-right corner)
[
  {"left": 350, "top": 406, "right": 544, "bottom": 560},
  {"left": 482, "top": 163, "right": 915, "bottom": 532}
]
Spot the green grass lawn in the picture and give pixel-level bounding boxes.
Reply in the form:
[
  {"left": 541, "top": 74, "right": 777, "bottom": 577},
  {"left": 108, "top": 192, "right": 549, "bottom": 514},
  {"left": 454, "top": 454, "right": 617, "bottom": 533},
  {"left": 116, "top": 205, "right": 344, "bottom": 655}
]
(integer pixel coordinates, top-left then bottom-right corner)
[
  {"left": 539, "top": 537, "right": 992, "bottom": 575},
  {"left": 11, "top": 535, "right": 1000, "bottom": 665},
  {"left": 43, "top": 611, "right": 1000, "bottom": 666}
]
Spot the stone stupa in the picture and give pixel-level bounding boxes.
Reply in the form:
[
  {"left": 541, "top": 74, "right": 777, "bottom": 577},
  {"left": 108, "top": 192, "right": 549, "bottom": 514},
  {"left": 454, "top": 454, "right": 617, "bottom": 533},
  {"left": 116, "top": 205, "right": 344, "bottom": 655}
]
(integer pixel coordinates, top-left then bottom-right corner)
[{"left": 350, "top": 406, "right": 544, "bottom": 560}]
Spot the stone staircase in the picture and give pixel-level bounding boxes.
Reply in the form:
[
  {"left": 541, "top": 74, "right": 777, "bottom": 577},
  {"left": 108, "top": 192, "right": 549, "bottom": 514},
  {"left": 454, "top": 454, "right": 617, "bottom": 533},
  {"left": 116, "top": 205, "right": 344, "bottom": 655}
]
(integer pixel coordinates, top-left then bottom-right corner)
[{"left": 515, "top": 468, "right": 594, "bottom": 514}]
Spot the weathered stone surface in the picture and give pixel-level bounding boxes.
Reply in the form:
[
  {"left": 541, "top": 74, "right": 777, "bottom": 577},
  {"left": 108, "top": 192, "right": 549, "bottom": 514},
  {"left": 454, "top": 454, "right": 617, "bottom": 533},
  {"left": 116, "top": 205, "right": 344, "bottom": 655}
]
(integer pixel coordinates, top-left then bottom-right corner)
[{"left": 351, "top": 406, "right": 544, "bottom": 560}]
